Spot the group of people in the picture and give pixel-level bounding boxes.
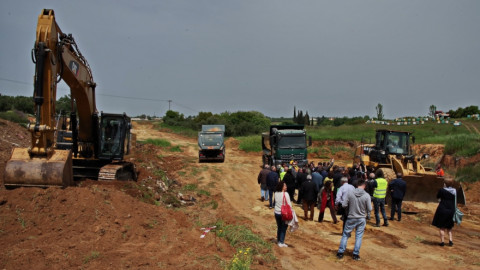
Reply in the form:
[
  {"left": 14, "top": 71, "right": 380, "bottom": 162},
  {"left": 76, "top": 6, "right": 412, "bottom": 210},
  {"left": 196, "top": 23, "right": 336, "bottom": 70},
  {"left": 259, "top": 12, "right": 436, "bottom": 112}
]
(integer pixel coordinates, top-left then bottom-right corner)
[{"left": 257, "top": 160, "right": 459, "bottom": 260}]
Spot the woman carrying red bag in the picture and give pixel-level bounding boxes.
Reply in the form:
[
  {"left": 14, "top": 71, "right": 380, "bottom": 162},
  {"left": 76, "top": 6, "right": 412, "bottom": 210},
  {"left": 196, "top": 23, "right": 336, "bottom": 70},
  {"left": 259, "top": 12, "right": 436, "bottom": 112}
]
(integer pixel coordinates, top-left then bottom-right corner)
[{"left": 274, "top": 181, "right": 292, "bottom": 247}]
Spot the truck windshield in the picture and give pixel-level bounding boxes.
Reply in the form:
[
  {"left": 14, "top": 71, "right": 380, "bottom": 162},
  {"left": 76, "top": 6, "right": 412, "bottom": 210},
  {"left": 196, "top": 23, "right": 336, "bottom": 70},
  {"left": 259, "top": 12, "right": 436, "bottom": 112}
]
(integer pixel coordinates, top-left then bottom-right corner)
[
  {"left": 278, "top": 136, "right": 306, "bottom": 149},
  {"left": 200, "top": 134, "right": 223, "bottom": 146},
  {"left": 385, "top": 132, "right": 409, "bottom": 154}
]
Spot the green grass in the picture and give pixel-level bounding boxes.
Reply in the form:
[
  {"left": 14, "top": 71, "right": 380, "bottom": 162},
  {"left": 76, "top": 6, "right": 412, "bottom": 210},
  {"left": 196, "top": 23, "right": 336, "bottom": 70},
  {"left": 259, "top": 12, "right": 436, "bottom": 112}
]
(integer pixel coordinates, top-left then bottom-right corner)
[
  {"left": 237, "top": 135, "right": 261, "bottom": 152},
  {"left": 157, "top": 122, "right": 198, "bottom": 138},
  {"left": 168, "top": 145, "right": 183, "bottom": 152},
  {"left": 0, "top": 111, "right": 29, "bottom": 124},
  {"left": 83, "top": 251, "right": 101, "bottom": 264},
  {"left": 142, "top": 138, "right": 171, "bottom": 147},
  {"left": 183, "top": 183, "right": 198, "bottom": 191},
  {"left": 306, "top": 121, "right": 475, "bottom": 144},
  {"left": 444, "top": 134, "right": 480, "bottom": 157},
  {"left": 456, "top": 164, "right": 480, "bottom": 183},
  {"left": 215, "top": 221, "right": 275, "bottom": 267}
]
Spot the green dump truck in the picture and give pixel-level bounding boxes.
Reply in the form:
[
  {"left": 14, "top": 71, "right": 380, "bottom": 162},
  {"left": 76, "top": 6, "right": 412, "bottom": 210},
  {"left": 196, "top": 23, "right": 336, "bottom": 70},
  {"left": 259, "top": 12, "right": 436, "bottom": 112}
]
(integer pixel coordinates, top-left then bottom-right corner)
[
  {"left": 262, "top": 125, "right": 312, "bottom": 167},
  {"left": 198, "top": 125, "right": 225, "bottom": 162}
]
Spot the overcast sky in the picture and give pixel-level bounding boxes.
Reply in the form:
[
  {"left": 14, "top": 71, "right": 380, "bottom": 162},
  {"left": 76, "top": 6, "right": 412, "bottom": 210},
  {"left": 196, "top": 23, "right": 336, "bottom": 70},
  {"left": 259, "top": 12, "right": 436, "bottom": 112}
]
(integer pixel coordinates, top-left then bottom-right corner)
[{"left": 0, "top": 1, "right": 479, "bottom": 119}]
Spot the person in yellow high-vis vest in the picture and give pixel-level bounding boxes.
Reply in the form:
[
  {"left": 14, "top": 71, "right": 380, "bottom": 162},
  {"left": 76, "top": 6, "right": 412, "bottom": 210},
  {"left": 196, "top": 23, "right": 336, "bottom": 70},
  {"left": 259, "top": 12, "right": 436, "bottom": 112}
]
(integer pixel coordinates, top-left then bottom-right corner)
[{"left": 372, "top": 170, "right": 389, "bottom": 227}]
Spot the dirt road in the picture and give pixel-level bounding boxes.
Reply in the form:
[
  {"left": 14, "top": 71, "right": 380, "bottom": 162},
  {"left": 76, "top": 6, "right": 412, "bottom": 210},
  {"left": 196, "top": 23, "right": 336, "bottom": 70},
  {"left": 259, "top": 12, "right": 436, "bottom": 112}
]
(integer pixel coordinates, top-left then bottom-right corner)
[
  {"left": 135, "top": 122, "right": 480, "bottom": 269},
  {"left": 1, "top": 121, "right": 479, "bottom": 269}
]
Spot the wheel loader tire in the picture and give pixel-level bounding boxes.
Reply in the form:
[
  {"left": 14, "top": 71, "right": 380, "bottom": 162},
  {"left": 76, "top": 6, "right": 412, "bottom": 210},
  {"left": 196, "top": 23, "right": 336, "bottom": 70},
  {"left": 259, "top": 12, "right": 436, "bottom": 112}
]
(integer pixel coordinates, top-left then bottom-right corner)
[
  {"left": 376, "top": 168, "right": 396, "bottom": 182},
  {"left": 376, "top": 168, "right": 395, "bottom": 205}
]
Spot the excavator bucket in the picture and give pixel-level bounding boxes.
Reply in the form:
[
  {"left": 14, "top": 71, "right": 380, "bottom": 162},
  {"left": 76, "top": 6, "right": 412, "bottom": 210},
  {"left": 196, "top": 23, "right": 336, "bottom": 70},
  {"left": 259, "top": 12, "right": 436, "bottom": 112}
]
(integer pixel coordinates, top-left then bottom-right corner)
[
  {"left": 4, "top": 148, "right": 74, "bottom": 188},
  {"left": 402, "top": 175, "right": 466, "bottom": 205}
]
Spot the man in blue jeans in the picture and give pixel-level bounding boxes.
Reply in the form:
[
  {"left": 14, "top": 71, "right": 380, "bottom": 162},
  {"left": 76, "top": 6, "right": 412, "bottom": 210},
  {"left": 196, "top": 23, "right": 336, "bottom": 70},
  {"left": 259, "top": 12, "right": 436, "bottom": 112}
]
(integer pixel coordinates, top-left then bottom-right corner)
[
  {"left": 337, "top": 178, "right": 372, "bottom": 261},
  {"left": 372, "top": 170, "right": 389, "bottom": 227}
]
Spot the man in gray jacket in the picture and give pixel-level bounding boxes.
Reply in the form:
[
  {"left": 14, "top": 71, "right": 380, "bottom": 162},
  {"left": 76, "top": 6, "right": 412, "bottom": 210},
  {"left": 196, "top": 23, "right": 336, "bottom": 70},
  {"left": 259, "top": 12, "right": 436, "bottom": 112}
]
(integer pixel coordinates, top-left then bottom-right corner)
[{"left": 336, "top": 178, "right": 372, "bottom": 261}]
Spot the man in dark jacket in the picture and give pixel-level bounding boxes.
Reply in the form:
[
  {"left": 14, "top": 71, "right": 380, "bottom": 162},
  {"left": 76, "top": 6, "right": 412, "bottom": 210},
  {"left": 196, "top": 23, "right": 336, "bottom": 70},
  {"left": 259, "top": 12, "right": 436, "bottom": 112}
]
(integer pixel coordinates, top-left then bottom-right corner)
[
  {"left": 295, "top": 168, "right": 307, "bottom": 204},
  {"left": 266, "top": 166, "right": 279, "bottom": 209},
  {"left": 388, "top": 172, "right": 407, "bottom": 221},
  {"left": 365, "top": 173, "right": 376, "bottom": 220},
  {"left": 300, "top": 175, "right": 319, "bottom": 221},
  {"left": 257, "top": 165, "right": 270, "bottom": 202}
]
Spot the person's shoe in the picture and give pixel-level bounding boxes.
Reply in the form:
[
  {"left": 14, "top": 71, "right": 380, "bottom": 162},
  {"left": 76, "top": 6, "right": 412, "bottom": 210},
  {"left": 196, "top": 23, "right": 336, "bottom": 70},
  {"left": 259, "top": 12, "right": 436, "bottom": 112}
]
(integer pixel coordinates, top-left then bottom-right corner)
[
  {"left": 449, "top": 241, "right": 453, "bottom": 246},
  {"left": 389, "top": 217, "right": 394, "bottom": 221},
  {"left": 374, "top": 224, "right": 380, "bottom": 227},
  {"left": 309, "top": 218, "right": 314, "bottom": 221},
  {"left": 439, "top": 242, "right": 445, "bottom": 247},
  {"left": 383, "top": 223, "right": 389, "bottom": 227},
  {"left": 278, "top": 243, "right": 288, "bottom": 248},
  {"left": 261, "top": 196, "right": 264, "bottom": 202},
  {"left": 353, "top": 254, "right": 361, "bottom": 261},
  {"left": 336, "top": 252, "right": 344, "bottom": 259},
  {"left": 398, "top": 218, "right": 401, "bottom": 221}
]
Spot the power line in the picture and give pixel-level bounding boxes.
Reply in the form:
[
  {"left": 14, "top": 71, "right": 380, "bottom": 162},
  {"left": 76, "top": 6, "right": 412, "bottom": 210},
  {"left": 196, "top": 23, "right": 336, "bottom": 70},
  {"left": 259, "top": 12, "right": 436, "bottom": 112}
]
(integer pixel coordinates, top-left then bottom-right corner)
[{"left": 1, "top": 76, "right": 201, "bottom": 114}]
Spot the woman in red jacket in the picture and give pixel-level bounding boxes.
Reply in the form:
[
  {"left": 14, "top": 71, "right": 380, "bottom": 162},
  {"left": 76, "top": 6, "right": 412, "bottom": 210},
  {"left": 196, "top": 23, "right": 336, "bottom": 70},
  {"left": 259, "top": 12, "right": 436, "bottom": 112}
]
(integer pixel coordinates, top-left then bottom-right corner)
[{"left": 317, "top": 181, "right": 338, "bottom": 223}]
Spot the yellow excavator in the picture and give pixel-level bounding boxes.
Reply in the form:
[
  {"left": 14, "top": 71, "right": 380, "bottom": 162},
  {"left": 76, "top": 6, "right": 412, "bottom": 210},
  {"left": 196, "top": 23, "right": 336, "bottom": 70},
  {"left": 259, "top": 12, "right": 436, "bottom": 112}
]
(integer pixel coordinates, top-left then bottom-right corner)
[
  {"left": 354, "top": 129, "right": 466, "bottom": 204},
  {"left": 4, "top": 9, "right": 136, "bottom": 187}
]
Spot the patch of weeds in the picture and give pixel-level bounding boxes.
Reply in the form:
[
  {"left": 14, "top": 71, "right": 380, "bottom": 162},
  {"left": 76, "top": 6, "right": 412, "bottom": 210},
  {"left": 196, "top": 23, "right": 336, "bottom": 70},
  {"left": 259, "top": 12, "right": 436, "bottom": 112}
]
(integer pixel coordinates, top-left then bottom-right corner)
[
  {"left": 83, "top": 251, "right": 101, "bottom": 264},
  {"left": 216, "top": 220, "right": 276, "bottom": 266},
  {"left": 144, "top": 219, "right": 158, "bottom": 229},
  {"left": 202, "top": 200, "right": 218, "bottom": 210},
  {"left": 142, "top": 138, "right": 171, "bottom": 147},
  {"left": 414, "top": 235, "right": 424, "bottom": 242},
  {"left": 104, "top": 200, "right": 111, "bottom": 205},
  {"left": 213, "top": 167, "right": 222, "bottom": 173},
  {"left": 228, "top": 248, "right": 253, "bottom": 270},
  {"left": 197, "top": 189, "right": 211, "bottom": 197},
  {"left": 178, "top": 171, "right": 186, "bottom": 176},
  {"left": 183, "top": 183, "right": 198, "bottom": 191},
  {"left": 207, "top": 182, "right": 217, "bottom": 189},
  {"left": 162, "top": 193, "right": 181, "bottom": 207},
  {"left": 414, "top": 215, "right": 424, "bottom": 222},
  {"left": 16, "top": 209, "right": 26, "bottom": 228},
  {"left": 168, "top": 145, "right": 183, "bottom": 152},
  {"left": 191, "top": 167, "right": 200, "bottom": 176},
  {"left": 449, "top": 255, "right": 464, "bottom": 265}
]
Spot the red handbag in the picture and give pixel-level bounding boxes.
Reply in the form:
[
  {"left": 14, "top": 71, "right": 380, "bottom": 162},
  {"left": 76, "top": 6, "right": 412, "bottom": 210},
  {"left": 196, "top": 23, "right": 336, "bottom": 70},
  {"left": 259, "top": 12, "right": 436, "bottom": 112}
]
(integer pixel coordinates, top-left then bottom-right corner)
[{"left": 281, "top": 192, "right": 293, "bottom": 221}]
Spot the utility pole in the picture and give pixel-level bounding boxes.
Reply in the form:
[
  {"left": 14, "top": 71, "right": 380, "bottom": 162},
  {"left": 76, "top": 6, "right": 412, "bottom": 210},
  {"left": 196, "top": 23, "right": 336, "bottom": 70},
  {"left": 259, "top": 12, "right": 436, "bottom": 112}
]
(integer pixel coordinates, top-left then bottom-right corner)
[{"left": 168, "top": 100, "right": 172, "bottom": 111}]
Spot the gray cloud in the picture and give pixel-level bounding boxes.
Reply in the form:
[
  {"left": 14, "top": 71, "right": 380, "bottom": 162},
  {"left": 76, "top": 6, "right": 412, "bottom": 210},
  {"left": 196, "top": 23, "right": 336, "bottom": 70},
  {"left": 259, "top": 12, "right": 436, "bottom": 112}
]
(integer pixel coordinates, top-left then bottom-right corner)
[{"left": 1, "top": 0, "right": 478, "bottom": 119}]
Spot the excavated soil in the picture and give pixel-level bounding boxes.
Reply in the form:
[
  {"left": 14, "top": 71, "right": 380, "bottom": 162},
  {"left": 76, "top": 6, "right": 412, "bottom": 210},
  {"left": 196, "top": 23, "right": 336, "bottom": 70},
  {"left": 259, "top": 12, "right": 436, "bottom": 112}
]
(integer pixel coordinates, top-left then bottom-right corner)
[{"left": 1, "top": 120, "right": 480, "bottom": 269}]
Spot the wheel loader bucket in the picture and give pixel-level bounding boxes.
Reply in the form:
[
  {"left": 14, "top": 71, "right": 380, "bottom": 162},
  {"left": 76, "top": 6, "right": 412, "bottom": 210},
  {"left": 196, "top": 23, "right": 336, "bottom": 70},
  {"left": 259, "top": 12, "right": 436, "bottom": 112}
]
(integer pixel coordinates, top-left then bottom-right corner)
[
  {"left": 4, "top": 148, "right": 73, "bottom": 188},
  {"left": 402, "top": 175, "right": 466, "bottom": 205}
]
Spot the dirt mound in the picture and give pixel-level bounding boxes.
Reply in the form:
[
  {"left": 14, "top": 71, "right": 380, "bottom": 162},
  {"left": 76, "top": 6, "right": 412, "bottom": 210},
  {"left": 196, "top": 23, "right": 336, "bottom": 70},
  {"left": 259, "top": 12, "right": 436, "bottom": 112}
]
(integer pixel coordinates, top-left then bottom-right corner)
[
  {"left": 0, "top": 119, "right": 30, "bottom": 183},
  {"left": 0, "top": 185, "right": 234, "bottom": 269}
]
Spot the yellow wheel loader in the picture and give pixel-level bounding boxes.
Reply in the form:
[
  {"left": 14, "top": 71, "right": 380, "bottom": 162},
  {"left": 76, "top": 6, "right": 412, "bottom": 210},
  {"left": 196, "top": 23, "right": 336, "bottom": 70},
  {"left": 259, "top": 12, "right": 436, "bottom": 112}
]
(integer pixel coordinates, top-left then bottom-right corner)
[
  {"left": 354, "top": 129, "right": 465, "bottom": 204},
  {"left": 4, "top": 9, "right": 136, "bottom": 188}
]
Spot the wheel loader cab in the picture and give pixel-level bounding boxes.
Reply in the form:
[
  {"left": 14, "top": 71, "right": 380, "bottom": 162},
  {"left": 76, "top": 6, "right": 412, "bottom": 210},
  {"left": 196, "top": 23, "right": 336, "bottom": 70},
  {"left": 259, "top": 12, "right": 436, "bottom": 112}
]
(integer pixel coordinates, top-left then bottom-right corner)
[{"left": 376, "top": 130, "right": 410, "bottom": 155}]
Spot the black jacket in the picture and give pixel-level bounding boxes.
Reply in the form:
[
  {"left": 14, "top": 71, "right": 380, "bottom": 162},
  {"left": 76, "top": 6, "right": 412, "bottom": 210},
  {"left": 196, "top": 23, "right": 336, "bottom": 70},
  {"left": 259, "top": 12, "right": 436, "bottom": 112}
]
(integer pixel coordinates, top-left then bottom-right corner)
[
  {"left": 388, "top": 178, "right": 407, "bottom": 200},
  {"left": 266, "top": 171, "right": 279, "bottom": 190},
  {"left": 283, "top": 173, "right": 296, "bottom": 190},
  {"left": 300, "top": 180, "right": 319, "bottom": 202}
]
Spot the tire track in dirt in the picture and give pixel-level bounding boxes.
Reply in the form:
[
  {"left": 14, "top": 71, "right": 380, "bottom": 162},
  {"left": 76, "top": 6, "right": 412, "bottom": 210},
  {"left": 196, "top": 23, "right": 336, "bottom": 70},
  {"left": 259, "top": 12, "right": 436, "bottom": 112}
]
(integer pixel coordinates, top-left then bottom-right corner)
[{"left": 132, "top": 122, "right": 480, "bottom": 269}]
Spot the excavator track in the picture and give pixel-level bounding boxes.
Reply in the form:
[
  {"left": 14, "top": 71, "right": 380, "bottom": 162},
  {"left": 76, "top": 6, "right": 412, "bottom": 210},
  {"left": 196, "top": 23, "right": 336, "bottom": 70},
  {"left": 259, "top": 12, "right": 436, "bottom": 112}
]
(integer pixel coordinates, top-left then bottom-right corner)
[{"left": 98, "top": 162, "right": 136, "bottom": 181}]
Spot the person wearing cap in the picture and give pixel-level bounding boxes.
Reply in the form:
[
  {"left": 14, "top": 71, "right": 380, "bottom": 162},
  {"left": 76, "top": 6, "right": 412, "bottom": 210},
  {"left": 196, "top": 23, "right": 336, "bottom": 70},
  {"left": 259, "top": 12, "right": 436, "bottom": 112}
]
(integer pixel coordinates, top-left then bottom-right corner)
[
  {"left": 257, "top": 164, "right": 271, "bottom": 202},
  {"left": 300, "top": 174, "right": 318, "bottom": 221}
]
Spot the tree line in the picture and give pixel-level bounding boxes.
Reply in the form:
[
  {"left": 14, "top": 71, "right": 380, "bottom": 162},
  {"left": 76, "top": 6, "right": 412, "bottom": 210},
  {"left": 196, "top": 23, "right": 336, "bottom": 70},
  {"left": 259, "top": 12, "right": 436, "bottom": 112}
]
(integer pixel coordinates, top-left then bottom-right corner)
[{"left": 162, "top": 110, "right": 271, "bottom": 137}]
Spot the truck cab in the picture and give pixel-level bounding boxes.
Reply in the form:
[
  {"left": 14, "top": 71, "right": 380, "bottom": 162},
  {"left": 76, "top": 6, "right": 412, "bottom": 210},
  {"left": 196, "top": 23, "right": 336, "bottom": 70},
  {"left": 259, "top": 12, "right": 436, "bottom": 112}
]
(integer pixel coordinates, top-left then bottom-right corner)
[
  {"left": 198, "top": 125, "right": 225, "bottom": 162},
  {"left": 262, "top": 125, "right": 312, "bottom": 167}
]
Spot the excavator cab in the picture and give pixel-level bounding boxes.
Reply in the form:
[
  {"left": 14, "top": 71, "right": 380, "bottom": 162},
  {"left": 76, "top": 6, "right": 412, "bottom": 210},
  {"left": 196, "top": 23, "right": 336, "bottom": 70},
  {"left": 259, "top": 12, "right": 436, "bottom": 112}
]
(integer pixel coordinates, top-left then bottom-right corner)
[{"left": 98, "top": 113, "right": 131, "bottom": 160}]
